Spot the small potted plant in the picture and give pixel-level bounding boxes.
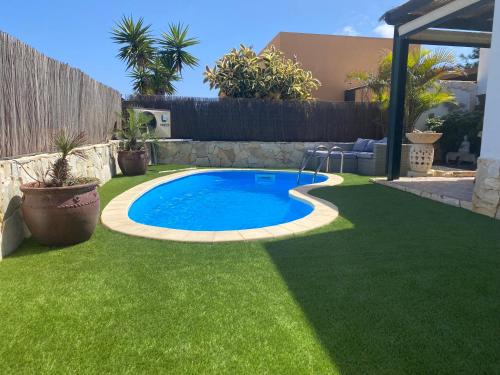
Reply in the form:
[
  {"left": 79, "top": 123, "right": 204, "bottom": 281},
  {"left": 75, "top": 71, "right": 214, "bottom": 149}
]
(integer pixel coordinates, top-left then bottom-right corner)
[
  {"left": 20, "top": 131, "right": 100, "bottom": 246},
  {"left": 116, "top": 109, "right": 154, "bottom": 176}
]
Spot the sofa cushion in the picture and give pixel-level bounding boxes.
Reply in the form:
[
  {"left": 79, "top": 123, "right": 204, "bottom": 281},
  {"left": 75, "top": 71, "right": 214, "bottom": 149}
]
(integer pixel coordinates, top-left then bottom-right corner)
[
  {"left": 376, "top": 137, "right": 387, "bottom": 144},
  {"left": 330, "top": 151, "right": 357, "bottom": 159},
  {"left": 364, "top": 139, "right": 376, "bottom": 152},
  {"left": 354, "top": 152, "right": 374, "bottom": 159},
  {"left": 352, "top": 138, "right": 369, "bottom": 152}
]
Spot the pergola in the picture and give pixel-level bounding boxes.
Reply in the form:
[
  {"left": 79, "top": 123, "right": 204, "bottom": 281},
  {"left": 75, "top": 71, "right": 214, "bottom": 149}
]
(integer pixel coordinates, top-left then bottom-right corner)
[{"left": 382, "top": 0, "right": 495, "bottom": 180}]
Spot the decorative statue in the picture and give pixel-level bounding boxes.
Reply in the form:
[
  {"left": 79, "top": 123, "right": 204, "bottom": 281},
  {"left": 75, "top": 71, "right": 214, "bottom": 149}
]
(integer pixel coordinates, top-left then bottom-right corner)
[{"left": 458, "top": 135, "right": 471, "bottom": 153}]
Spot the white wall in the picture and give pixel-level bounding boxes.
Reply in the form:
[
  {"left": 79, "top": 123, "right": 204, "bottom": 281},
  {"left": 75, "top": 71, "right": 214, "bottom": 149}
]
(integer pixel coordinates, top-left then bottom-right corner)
[
  {"left": 480, "top": 3, "right": 500, "bottom": 160},
  {"left": 477, "top": 48, "right": 490, "bottom": 95}
]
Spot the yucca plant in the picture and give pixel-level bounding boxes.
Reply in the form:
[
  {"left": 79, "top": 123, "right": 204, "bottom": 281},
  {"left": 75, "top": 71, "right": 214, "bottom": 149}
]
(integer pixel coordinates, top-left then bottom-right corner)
[
  {"left": 44, "top": 130, "right": 95, "bottom": 187},
  {"left": 117, "top": 109, "right": 154, "bottom": 151},
  {"left": 158, "top": 23, "right": 200, "bottom": 75},
  {"left": 111, "top": 17, "right": 198, "bottom": 95},
  {"left": 111, "top": 15, "right": 155, "bottom": 71},
  {"left": 129, "top": 56, "right": 180, "bottom": 95}
]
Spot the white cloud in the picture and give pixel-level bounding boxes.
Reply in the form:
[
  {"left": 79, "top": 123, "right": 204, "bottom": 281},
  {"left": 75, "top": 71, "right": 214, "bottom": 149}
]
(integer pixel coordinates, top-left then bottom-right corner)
[
  {"left": 373, "top": 23, "right": 394, "bottom": 38},
  {"left": 341, "top": 26, "right": 359, "bottom": 36}
]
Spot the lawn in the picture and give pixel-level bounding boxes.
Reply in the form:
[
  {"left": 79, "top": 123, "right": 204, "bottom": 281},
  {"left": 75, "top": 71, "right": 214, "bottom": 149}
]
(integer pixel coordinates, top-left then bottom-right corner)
[{"left": 0, "top": 165, "right": 499, "bottom": 374}]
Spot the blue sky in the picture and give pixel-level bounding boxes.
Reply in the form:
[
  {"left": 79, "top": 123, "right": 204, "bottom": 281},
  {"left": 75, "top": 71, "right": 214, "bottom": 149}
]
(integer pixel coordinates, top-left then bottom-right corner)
[{"left": 1, "top": 0, "right": 470, "bottom": 98}]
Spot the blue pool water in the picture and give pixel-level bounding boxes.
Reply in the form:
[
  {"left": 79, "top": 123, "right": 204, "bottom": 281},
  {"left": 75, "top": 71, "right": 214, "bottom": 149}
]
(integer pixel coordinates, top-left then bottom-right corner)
[{"left": 128, "top": 170, "right": 327, "bottom": 231}]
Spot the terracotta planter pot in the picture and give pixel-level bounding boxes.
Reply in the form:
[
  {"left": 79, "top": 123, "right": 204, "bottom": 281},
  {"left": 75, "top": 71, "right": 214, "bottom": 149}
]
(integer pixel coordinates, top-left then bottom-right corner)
[
  {"left": 118, "top": 150, "right": 148, "bottom": 176},
  {"left": 20, "top": 182, "right": 100, "bottom": 246}
]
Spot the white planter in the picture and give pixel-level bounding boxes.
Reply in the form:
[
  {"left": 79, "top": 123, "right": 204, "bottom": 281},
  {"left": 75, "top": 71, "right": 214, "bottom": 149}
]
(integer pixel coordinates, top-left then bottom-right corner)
[
  {"left": 409, "top": 143, "right": 435, "bottom": 172},
  {"left": 406, "top": 132, "right": 442, "bottom": 174}
]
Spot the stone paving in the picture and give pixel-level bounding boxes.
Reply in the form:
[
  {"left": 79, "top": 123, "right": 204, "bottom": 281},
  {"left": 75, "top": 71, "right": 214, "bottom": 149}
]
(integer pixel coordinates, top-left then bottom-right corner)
[{"left": 373, "top": 177, "right": 474, "bottom": 210}]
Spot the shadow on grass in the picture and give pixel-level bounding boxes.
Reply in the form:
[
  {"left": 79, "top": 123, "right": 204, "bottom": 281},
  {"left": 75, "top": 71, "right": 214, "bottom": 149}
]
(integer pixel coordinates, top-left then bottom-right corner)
[
  {"left": 265, "top": 176, "right": 500, "bottom": 374},
  {"left": 7, "top": 238, "right": 67, "bottom": 258}
]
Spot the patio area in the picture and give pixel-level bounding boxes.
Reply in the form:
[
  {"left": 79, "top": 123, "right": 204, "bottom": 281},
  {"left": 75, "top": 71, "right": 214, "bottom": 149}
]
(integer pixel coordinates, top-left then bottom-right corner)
[
  {"left": 373, "top": 176, "right": 474, "bottom": 210},
  {"left": 0, "top": 165, "right": 499, "bottom": 374}
]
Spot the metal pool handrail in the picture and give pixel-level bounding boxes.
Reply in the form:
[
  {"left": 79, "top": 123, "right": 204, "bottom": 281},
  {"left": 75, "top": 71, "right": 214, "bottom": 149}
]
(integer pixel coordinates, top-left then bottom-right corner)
[
  {"left": 328, "top": 146, "right": 344, "bottom": 174},
  {"left": 297, "top": 145, "right": 330, "bottom": 184}
]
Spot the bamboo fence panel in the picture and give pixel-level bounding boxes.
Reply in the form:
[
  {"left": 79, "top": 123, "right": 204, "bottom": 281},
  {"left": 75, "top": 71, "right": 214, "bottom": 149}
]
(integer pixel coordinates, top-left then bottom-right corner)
[
  {"left": 0, "top": 31, "right": 121, "bottom": 158},
  {"left": 124, "top": 96, "right": 386, "bottom": 142}
]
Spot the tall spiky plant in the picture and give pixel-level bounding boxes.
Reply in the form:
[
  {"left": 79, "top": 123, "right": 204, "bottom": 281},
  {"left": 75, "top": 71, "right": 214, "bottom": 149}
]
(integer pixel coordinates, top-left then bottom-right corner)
[
  {"left": 348, "top": 48, "right": 462, "bottom": 132},
  {"left": 117, "top": 109, "right": 154, "bottom": 151},
  {"left": 111, "top": 15, "right": 155, "bottom": 71},
  {"left": 158, "top": 23, "right": 200, "bottom": 75},
  {"left": 111, "top": 17, "right": 198, "bottom": 95},
  {"left": 129, "top": 56, "right": 180, "bottom": 95},
  {"left": 47, "top": 131, "right": 87, "bottom": 187}
]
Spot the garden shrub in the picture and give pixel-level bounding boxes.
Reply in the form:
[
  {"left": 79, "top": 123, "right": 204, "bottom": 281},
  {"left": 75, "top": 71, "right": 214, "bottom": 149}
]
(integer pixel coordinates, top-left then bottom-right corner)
[
  {"left": 203, "top": 45, "right": 320, "bottom": 100},
  {"left": 426, "top": 110, "right": 483, "bottom": 159}
]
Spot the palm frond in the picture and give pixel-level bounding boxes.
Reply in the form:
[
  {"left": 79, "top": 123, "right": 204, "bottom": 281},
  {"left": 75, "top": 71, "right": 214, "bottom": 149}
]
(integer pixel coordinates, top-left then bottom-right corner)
[
  {"left": 158, "top": 23, "right": 199, "bottom": 74},
  {"left": 111, "top": 15, "right": 155, "bottom": 70},
  {"left": 52, "top": 130, "right": 87, "bottom": 159},
  {"left": 116, "top": 109, "right": 153, "bottom": 151}
]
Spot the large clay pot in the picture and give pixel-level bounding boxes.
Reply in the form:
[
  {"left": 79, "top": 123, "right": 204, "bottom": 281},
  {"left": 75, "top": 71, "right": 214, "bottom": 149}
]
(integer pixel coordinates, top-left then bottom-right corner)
[
  {"left": 20, "top": 182, "right": 100, "bottom": 246},
  {"left": 118, "top": 150, "right": 148, "bottom": 176}
]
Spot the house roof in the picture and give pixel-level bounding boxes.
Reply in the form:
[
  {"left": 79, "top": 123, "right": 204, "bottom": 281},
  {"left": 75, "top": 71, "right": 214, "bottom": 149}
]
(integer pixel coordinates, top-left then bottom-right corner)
[{"left": 381, "top": 0, "right": 495, "bottom": 32}]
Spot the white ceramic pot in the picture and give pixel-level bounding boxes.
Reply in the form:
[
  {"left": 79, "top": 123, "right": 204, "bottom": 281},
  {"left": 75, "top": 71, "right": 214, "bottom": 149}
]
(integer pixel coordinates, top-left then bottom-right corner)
[
  {"left": 406, "top": 132, "right": 443, "bottom": 174},
  {"left": 409, "top": 143, "right": 435, "bottom": 173}
]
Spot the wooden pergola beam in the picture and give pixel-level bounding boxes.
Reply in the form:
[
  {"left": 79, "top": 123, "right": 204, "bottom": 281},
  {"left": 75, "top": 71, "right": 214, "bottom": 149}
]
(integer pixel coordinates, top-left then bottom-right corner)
[
  {"left": 409, "top": 29, "right": 492, "bottom": 47},
  {"left": 399, "top": 0, "right": 489, "bottom": 36}
]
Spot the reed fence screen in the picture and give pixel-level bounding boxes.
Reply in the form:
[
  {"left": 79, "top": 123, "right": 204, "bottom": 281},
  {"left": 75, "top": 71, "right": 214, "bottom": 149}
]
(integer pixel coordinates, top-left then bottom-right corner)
[
  {"left": 124, "top": 96, "right": 386, "bottom": 142},
  {"left": 0, "top": 32, "right": 121, "bottom": 158}
]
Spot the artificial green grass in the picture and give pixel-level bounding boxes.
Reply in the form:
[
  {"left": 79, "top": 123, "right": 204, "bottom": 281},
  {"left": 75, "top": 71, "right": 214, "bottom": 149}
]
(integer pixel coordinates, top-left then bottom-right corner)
[{"left": 0, "top": 167, "right": 499, "bottom": 374}]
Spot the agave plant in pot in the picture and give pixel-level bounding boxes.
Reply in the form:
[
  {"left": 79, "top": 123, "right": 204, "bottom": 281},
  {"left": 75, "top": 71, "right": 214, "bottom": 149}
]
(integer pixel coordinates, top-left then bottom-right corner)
[
  {"left": 20, "top": 131, "right": 100, "bottom": 246},
  {"left": 116, "top": 109, "right": 154, "bottom": 176}
]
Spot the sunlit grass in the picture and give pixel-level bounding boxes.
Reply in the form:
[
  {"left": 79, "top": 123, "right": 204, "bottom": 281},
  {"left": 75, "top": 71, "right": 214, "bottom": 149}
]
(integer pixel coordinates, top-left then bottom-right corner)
[{"left": 0, "top": 167, "right": 498, "bottom": 374}]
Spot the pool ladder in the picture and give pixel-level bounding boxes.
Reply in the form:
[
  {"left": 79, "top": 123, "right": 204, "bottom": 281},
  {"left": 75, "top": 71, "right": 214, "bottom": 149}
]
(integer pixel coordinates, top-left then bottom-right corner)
[{"left": 297, "top": 145, "right": 344, "bottom": 184}]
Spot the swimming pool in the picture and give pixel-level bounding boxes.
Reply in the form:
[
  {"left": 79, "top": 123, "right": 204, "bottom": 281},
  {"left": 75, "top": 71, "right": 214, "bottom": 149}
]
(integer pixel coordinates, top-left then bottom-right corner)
[
  {"left": 102, "top": 168, "right": 341, "bottom": 242},
  {"left": 128, "top": 170, "right": 327, "bottom": 231}
]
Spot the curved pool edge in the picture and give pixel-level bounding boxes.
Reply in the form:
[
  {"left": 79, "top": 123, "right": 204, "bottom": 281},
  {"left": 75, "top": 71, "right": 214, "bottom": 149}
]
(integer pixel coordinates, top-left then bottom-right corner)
[{"left": 101, "top": 168, "right": 343, "bottom": 243}]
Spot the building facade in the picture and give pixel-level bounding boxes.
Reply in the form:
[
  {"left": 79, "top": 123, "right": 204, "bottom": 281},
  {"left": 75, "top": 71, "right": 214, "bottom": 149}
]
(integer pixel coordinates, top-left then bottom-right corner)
[{"left": 264, "top": 32, "right": 393, "bottom": 102}]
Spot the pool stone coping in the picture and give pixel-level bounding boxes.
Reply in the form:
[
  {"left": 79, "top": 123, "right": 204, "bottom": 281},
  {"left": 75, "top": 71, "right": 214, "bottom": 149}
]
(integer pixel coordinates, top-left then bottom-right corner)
[{"left": 101, "top": 168, "right": 343, "bottom": 242}]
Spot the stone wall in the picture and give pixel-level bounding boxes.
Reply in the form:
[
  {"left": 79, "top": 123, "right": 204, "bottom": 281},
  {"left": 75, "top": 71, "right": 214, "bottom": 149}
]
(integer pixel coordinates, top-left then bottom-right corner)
[
  {"left": 156, "top": 140, "right": 356, "bottom": 169},
  {"left": 472, "top": 158, "right": 500, "bottom": 219},
  {"left": 0, "top": 141, "right": 120, "bottom": 258}
]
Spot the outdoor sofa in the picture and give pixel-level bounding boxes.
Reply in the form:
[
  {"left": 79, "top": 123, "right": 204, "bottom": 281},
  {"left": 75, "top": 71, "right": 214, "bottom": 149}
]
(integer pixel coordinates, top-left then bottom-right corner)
[{"left": 312, "top": 138, "right": 411, "bottom": 176}]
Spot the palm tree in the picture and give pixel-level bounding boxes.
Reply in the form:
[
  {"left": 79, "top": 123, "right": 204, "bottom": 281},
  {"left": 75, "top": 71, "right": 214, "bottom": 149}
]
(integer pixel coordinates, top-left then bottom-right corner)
[
  {"left": 158, "top": 23, "right": 199, "bottom": 75},
  {"left": 349, "top": 48, "right": 462, "bottom": 132},
  {"left": 111, "top": 17, "right": 198, "bottom": 95},
  {"left": 129, "top": 66, "right": 151, "bottom": 95},
  {"left": 111, "top": 16, "right": 154, "bottom": 71},
  {"left": 116, "top": 109, "right": 153, "bottom": 151},
  {"left": 149, "top": 56, "right": 181, "bottom": 95},
  {"left": 129, "top": 56, "right": 180, "bottom": 95}
]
